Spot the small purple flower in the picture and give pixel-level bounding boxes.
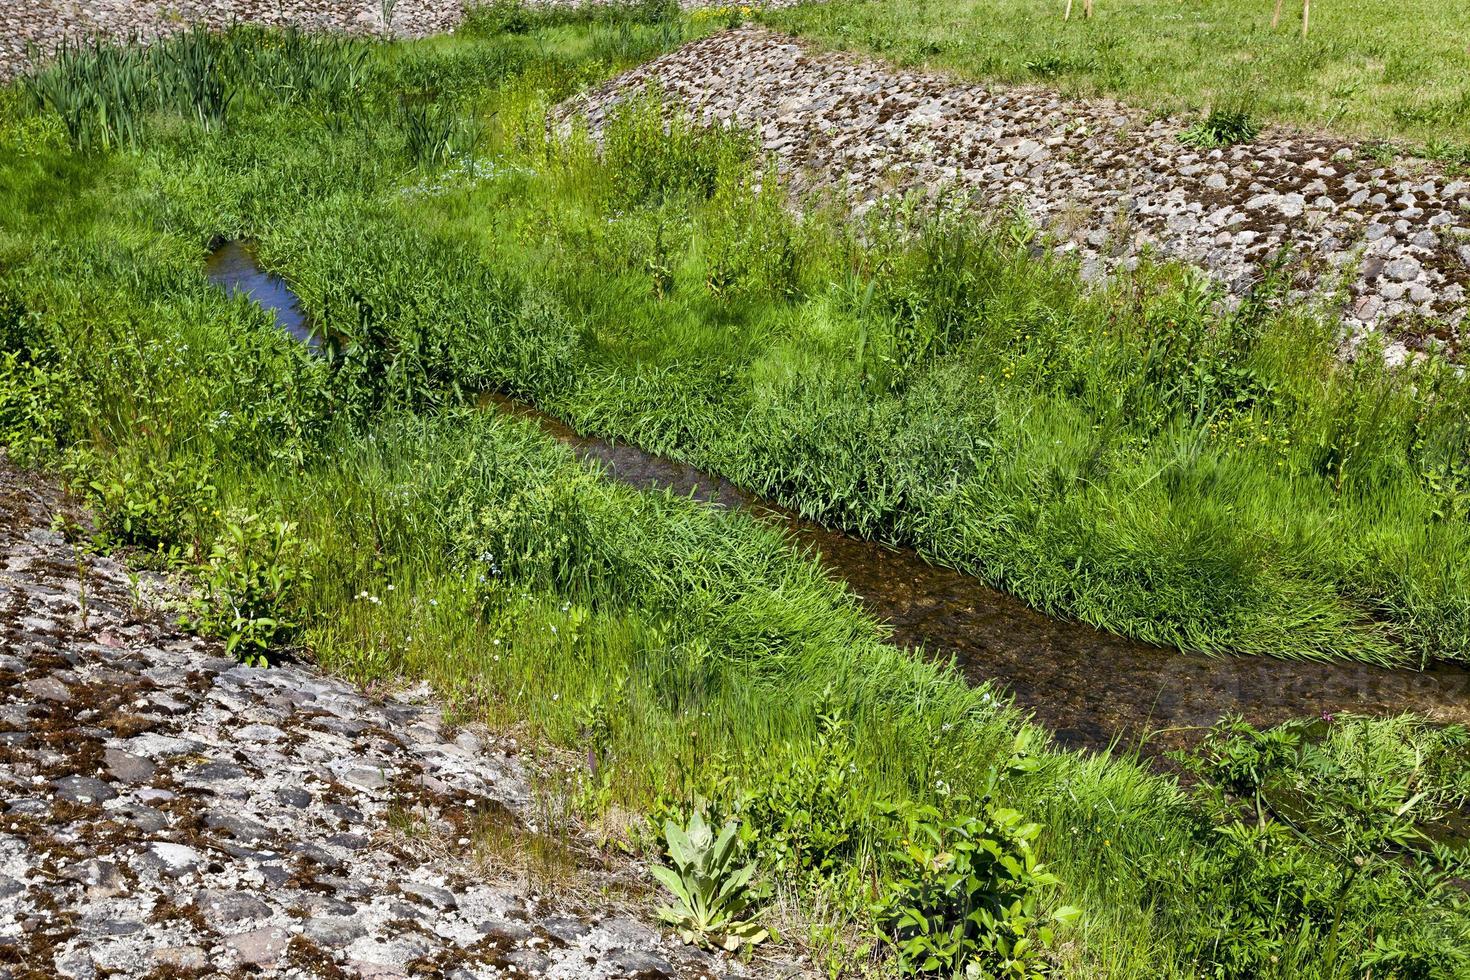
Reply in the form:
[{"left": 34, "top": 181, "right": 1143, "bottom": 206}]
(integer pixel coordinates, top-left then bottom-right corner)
[{"left": 1320, "top": 711, "right": 1335, "bottom": 724}]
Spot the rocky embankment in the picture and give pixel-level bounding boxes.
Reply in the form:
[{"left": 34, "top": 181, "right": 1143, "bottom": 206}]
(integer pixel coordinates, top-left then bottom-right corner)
[
  {"left": 0, "top": 462, "right": 762, "bottom": 979},
  {"left": 561, "top": 26, "right": 1470, "bottom": 359},
  {"left": 0, "top": 0, "right": 465, "bottom": 77},
  {"left": 0, "top": 0, "right": 796, "bottom": 82}
]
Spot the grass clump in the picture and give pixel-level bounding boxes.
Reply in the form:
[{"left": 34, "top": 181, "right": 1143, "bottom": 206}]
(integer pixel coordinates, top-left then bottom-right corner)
[{"left": 1179, "top": 104, "right": 1261, "bottom": 148}]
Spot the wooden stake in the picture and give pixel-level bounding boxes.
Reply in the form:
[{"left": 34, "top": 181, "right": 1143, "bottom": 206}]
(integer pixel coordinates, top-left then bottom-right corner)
[
  {"left": 1064, "top": 0, "right": 1073, "bottom": 21},
  {"left": 1084, "top": 0, "right": 1093, "bottom": 18},
  {"left": 1271, "top": 0, "right": 1284, "bottom": 28},
  {"left": 1301, "top": 0, "right": 1310, "bottom": 37}
]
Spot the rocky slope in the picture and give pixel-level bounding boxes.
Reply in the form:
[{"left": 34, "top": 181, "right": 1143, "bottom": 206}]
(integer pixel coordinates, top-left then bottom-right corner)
[
  {"left": 0, "top": 0, "right": 463, "bottom": 78},
  {"left": 560, "top": 26, "right": 1470, "bottom": 359},
  {"left": 0, "top": 462, "right": 765, "bottom": 979},
  {"left": 0, "top": 0, "right": 795, "bottom": 82}
]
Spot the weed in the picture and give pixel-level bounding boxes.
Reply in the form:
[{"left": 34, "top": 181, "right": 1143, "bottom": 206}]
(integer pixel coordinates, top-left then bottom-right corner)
[
  {"left": 651, "top": 809, "right": 770, "bottom": 951},
  {"left": 1180, "top": 104, "right": 1260, "bottom": 148},
  {"left": 188, "top": 512, "right": 311, "bottom": 664}
]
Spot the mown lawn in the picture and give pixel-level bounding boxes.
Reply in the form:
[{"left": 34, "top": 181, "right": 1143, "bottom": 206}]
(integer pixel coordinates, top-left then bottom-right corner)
[{"left": 769, "top": 0, "right": 1470, "bottom": 152}]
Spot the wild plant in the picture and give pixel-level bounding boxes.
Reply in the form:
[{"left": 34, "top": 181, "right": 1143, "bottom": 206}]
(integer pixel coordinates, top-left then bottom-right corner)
[
  {"left": 25, "top": 38, "right": 154, "bottom": 151},
  {"left": 156, "top": 26, "right": 234, "bottom": 130},
  {"left": 602, "top": 94, "right": 756, "bottom": 207},
  {"left": 873, "top": 799, "right": 1075, "bottom": 978},
  {"left": 651, "top": 809, "right": 770, "bottom": 951},
  {"left": 70, "top": 450, "right": 218, "bottom": 562},
  {"left": 400, "top": 100, "right": 482, "bottom": 167},
  {"left": 1170, "top": 715, "right": 1470, "bottom": 977},
  {"left": 1179, "top": 103, "right": 1261, "bottom": 147},
  {"left": 188, "top": 511, "right": 312, "bottom": 665}
]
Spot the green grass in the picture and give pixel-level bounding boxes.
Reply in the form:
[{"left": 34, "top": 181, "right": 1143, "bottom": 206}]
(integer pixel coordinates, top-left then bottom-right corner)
[
  {"left": 256, "top": 97, "right": 1470, "bottom": 668},
  {"left": 1, "top": 12, "right": 1469, "bottom": 977},
  {"left": 766, "top": 0, "right": 1470, "bottom": 154}
]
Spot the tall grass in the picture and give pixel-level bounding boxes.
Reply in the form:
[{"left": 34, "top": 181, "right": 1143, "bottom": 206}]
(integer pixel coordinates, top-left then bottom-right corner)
[
  {"left": 23, "top": 26, "right": 372, "bottom": 151},
  {"left": 241, "top": 93, "right": 1470, "bottom": 667}
]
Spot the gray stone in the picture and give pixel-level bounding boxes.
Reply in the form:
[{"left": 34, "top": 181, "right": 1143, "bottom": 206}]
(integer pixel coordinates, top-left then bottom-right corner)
[
  {"left": 1384, "top": 257, "right": 1423, "bottom": 282},
  {"left": 401, "top": 881, "right": 458, "bottom": 910},
  {"left": 103, "top": 748, "right": 155, "bottom": 784},
  {"left": 304, "top": 915, "right": 369, "bottom": 946},
  {"left": 184, "top": 761, "right": 248, "bottom": 783},
  {"left": 143, "top": 842, "right": 204, "bottom": 875},
  {"left": 194, "top": 889, "right": 274, "bottom": 924},
  {"left": 62, "top": 860, "right": 128, "bottom": 899},
  {"left": 23, "top": 675, "right": 72, "bottom": 703},
  {"left": 53, "top": 776, "right": 117, "bottom": 805},
  {"left": 205, "top": 811, "right": 272, "bottom": 842}
]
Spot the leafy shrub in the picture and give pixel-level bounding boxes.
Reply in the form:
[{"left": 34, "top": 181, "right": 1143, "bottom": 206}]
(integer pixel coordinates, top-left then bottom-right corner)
[
  {"left": 75, "top": 452, "right": 217, "bottom": 559},
  {"left": 1168, "top": 716, "right": 1470, "bottom": 978},
  {"left": 873, "top": 798, "right": 1074, "bottom": 979},
  {"left": 0, "top": 304, "right": 79, "bottom": 464},
  {"left": 652, "top": 809, "right": 770, "bottom": 951},
  {"left": 741, "top": 705, "right": 867, "bottom": 876},
  {"left": 189, "top": 512, "right": 311, "bottom": 664},
  {"left": 461, "top": 0, "right": 537, "bottom": 36}
]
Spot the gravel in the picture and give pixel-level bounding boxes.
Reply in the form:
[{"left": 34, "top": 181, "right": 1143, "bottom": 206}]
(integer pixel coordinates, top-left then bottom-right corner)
[
  {"left": 0, "top": 461, "right": 767, "bottom": 979},
  {"left": 559, "top": 26, "right": 1470, "bottom": 360}
]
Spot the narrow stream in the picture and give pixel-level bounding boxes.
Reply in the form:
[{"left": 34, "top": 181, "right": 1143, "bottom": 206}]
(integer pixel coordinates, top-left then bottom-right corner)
[
  {"left": 205, "top": 240, "right": 319, "bottom": 348},
  {"left": 208, "top": 243, "right": 1470, "bottom": 756}
]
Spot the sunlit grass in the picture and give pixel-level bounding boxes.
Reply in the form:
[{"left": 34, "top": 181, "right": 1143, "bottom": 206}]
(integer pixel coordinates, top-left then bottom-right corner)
[
  {"left": 768, "top": 0, "right": 1470, "bottom": 152},
  {"left": 2, "top": 13, "right": 1468, "bottom": 976}
]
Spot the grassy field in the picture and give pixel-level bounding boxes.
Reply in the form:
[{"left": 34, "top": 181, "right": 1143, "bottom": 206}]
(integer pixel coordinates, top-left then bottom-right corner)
[
  {"left": 2, "top": 8, "right": 1470, "bottom": 977},
  {"left": 767, "top": 0, "right": 1470, "bottom": 153}
]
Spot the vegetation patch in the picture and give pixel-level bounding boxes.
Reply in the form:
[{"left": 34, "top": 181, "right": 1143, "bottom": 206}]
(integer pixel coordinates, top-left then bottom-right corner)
[{"left": 1, "top": 8, "right": 1468, "bottom": 978}]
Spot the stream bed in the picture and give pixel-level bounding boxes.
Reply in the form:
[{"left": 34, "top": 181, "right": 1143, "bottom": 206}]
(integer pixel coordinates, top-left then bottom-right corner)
[{"left": 208, "top": 242, "right": 1470, "bottom": 756}]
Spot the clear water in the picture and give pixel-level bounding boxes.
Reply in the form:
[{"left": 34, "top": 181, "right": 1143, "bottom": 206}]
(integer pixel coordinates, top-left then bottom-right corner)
[
  {"left": 208, "top": 244, "right": 1470, "bottom": 759},
  {"left": 204, "top": 240, "right": 318, "bottom": 348}
]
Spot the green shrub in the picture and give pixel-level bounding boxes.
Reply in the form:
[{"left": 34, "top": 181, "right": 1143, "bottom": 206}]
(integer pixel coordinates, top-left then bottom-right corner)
[
  {"left": 1167, "top": 715, "right": 1470, "bottom": 978},
  {"left": 73, "top": 452, "right": 218, "bottom": 560},
  {"left": 189, "top": 512, "right": 312, "bottom": 664},
  {"left": 741, "top": 705, "right": 868, "bottom": 876},
  {"left": 874, "top": 799, "right": 1075, "bottom": 978},
  {"left": 0, "top": 351, "right": 77, "bottom": 464}
]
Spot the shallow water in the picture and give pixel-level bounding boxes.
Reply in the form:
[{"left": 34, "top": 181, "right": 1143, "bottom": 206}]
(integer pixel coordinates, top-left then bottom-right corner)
[
  {"left": 204, "top": 240, "right": 318, "bottom": 348},
  {"left": 207, "top": 241, "right": 1470, "bottom": 756},
  {"left": 481, "top": 396, "right": 1470, "bottom": 756}
]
